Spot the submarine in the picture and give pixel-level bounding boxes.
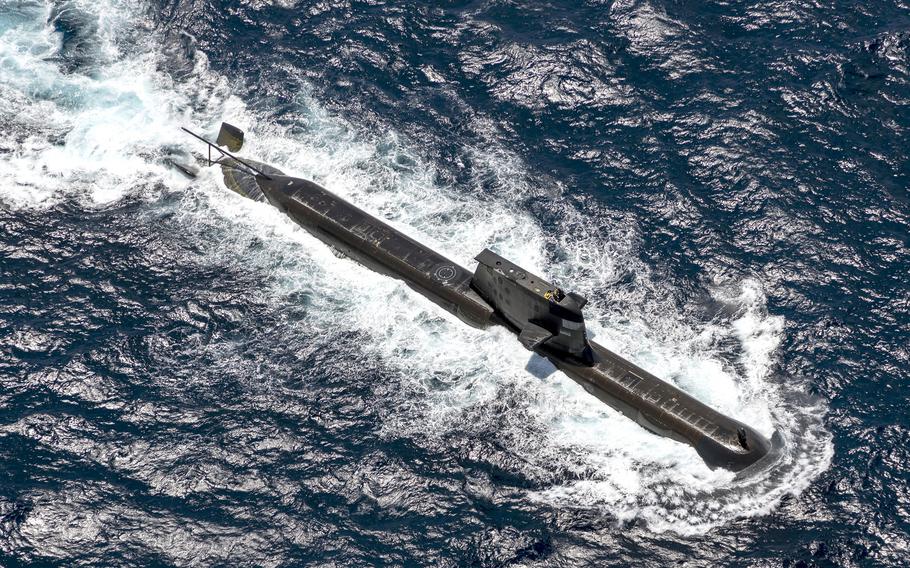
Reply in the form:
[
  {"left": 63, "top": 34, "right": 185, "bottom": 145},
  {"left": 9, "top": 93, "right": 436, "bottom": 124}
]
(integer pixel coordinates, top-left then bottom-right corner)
[{"left": 178, "top": 123, "right": 781, "bottom": 473}]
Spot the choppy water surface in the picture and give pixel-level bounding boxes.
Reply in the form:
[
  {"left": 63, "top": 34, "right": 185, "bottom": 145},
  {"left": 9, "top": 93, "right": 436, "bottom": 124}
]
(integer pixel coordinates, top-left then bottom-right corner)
[{"left": 1, "top": 0, "right": 907, "bottom": 565}]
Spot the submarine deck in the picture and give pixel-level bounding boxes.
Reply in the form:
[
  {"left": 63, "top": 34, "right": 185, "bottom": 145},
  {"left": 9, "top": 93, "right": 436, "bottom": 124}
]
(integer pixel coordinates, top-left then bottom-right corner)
[
  {"left": 261, "top": 174, "right": 496, "bottom": 329},
  {"left": 543, "top": 340, "right": 772, "bottom": 471}
]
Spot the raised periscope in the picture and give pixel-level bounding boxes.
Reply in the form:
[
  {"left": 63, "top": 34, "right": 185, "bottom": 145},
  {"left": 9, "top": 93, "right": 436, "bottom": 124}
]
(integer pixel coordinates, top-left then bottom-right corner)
[{"left": 178, "top": 123, "right": 781, "bottom": 472}]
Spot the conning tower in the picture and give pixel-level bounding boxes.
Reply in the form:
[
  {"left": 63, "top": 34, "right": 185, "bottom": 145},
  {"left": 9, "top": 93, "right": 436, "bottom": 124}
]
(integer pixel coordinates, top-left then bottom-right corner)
[{"left": 472, "top": 249, "right": 594, "bottom": 365}]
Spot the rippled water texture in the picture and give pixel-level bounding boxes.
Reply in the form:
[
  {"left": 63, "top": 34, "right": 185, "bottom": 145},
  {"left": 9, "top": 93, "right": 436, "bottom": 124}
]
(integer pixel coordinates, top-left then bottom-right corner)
[{"left": 1, "top": 0, "right": 908, "bottom": 565}]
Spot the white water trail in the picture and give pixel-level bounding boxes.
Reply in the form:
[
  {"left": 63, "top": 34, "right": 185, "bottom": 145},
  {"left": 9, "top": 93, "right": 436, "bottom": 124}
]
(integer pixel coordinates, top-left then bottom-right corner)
[{"left": 0, "top": 0, "right": 832, "bottom": 537}]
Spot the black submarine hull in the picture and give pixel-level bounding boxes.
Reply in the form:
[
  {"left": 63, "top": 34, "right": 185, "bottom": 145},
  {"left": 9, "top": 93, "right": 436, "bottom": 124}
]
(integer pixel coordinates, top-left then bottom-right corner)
[
  {"left": 222, "top": 162, "right": 494, "bottom": 329},
  {"left": 542, "top": 342, "right": 774, "bottom": 471},
  {"left": 469, "top": 249, "right": 778, "bottom": 472},
  {"left": 187, "top": 128, "right": 778, "bottom": 473}
]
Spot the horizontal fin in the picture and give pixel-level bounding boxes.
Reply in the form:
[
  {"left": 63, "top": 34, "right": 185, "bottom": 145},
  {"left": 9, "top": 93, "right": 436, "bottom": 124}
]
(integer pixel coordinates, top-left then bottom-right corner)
[{"left": 519, "top": 322, "right": 554, "bottom": 351}]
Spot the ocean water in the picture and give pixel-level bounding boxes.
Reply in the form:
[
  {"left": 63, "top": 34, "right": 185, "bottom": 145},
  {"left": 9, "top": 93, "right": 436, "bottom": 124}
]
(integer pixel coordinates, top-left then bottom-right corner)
[{"left": 0, "top": 0, "right": 907, "bottom": 565}]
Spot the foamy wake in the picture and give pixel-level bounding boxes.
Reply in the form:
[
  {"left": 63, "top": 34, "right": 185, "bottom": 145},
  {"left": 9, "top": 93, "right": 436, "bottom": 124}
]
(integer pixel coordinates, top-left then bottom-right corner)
[{"left": 0, "top": 0, "right": 832, "bottom": 537}]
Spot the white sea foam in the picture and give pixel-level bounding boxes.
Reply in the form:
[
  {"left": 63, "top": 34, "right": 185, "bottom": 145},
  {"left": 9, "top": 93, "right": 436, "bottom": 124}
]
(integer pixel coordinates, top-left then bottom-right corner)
[{"left": 0, "top": 0, "right": 832, "bottom": 538}]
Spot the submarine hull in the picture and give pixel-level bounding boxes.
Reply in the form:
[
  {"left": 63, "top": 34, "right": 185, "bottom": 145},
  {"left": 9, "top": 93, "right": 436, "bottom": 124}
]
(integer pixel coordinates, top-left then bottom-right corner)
[
  {"left": 541, "top": 342, "right": 772, "bottom": 472},
  {"left": 256, "top": 174, "right": 495, "bottom": 329},
  {"left": 466, "top": 248, "right": 774, "bottom": 471},
  {"left": 191, "top": 132, "right": 777, "bottom": 472}
]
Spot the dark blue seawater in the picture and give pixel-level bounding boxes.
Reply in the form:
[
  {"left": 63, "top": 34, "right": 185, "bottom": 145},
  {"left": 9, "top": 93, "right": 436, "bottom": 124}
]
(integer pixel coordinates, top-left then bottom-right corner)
[{"left": 1, "top": 0, "right": 908, "bottom": 565}]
